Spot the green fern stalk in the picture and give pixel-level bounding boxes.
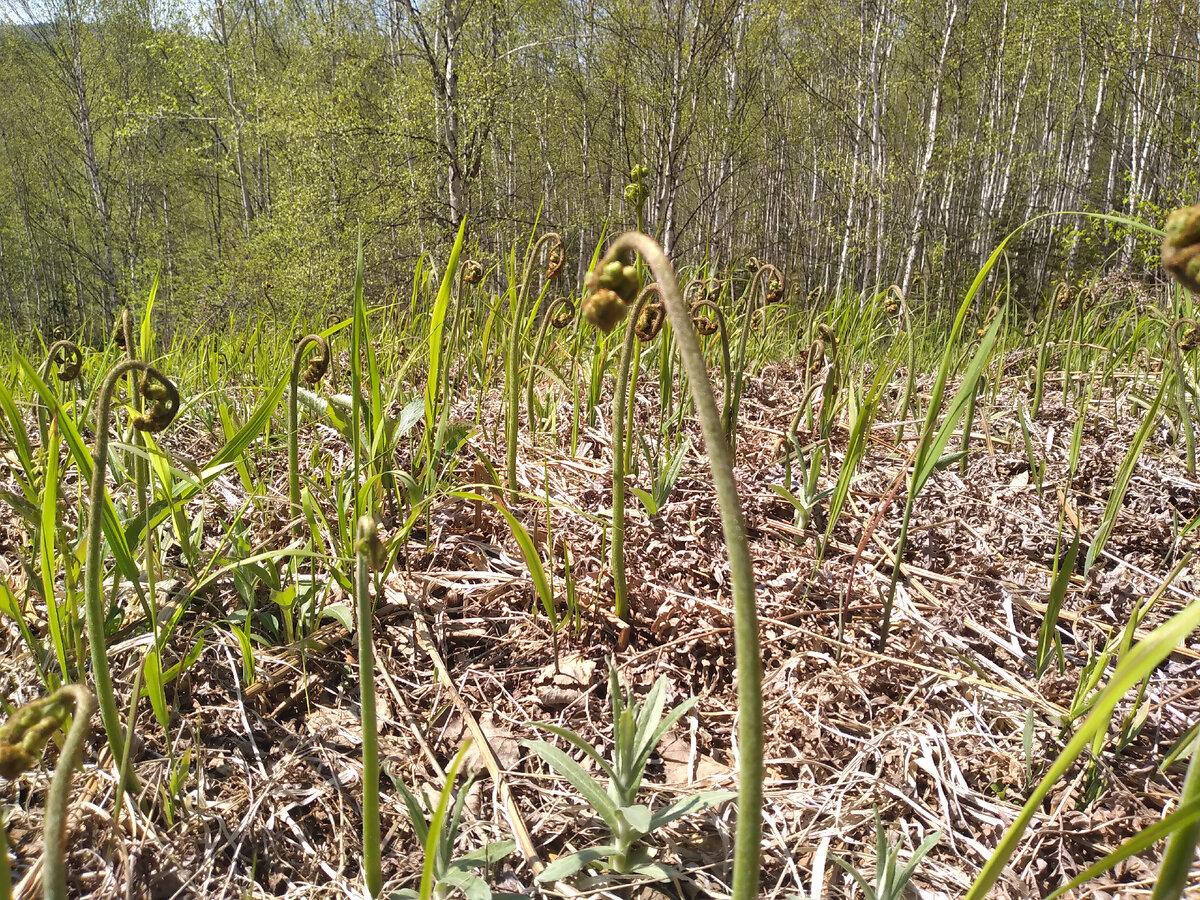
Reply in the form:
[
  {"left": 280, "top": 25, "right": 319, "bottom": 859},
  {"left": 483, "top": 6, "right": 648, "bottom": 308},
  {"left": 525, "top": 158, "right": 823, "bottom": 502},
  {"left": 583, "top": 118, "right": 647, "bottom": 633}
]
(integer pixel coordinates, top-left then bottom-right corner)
[
  {"left": 584, "top": 233, "right": 761, "bottom": 900},
  {"left": 727, "top": 263, "right": 783, "bottom": 439},
  {"left": 85, "top": 361, "right": 178, "bottom": 782},
  {"left": 36, "top": 341, "right": 82, "bottom": 448},
  {"left": 689, "top": 298, "right": 731, "bottom": 435},
  {"left": 0, "top": 684, "right": 96, "bottom": 900},
  {"left": 42, "top": 685, "right": 95, "bottom": 900},
  {"left": 611, "top": 285, "right": 665, "bottom": 620},
  {"left": 526, "top": 296, "right": 576, "bottom": 434},
  {"left": 288, "top": 334, "right": 331, "bottom": 512}
]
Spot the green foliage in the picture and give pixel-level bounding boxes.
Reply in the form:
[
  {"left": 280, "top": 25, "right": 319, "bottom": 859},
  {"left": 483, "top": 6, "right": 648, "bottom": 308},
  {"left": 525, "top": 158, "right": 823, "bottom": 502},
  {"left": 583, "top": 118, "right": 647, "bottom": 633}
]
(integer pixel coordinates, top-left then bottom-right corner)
[
  {"left": 830, "top": 808, "right": 941, "bottom": 900},
  {"left": 523, "top": 666, "right": 731, "bottom": 884},
  {"left": 387, "top": 742, "right": 518, "bottom": 900}
]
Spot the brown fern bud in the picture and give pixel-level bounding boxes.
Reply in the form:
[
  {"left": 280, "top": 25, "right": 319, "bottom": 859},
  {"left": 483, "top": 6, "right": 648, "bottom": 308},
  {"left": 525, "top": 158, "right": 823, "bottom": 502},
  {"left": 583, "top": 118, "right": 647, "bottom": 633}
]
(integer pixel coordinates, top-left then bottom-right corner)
[
  {"left": 462, "top": 259, "right": 485, "bottom": 285},
  {"left": 545, "top": 240, "right": 567, "bottom": 281},
  {"left": 1054, "top": 283, "right": 1073, "bottom": 309},
  {"left": 691, "top": 301, "right": 718, "bottom": 336},
  {"left": 132, "top": 370, "right": 180, "bottom": 433},
  {"left": 1164, "top": 205, "right": 1200, "bottom": 295},
  {"left": 48, "top": 341, "right": 83, "bottom": 381},
  {"left": 0, "top": 693, "right": 71, "bottom": 779},
  {"left": 765, "top": 277, "right": 784, "bottom": 305},
  {"left": 807, "top": 339, "right": 826, "bottom": 374},
  {"left": 634, "top": 302, "right": 665, "bottom": 342},
  {"left": 301, "top": 335, "right": 331, "bottom": 385},
  {"left": 1176, "top": 318, "right": 1200, "bottom": 352},
  {"left": 550, "top": 298, "right": 575, "bottom": 329}
]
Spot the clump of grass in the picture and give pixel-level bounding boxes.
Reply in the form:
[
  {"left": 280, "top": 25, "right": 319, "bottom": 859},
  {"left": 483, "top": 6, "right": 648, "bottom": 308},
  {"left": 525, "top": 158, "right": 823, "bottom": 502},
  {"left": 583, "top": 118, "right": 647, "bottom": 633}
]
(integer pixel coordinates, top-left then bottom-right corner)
[{"left": 506, "top": 232, "right": 565, "bottom": 502}]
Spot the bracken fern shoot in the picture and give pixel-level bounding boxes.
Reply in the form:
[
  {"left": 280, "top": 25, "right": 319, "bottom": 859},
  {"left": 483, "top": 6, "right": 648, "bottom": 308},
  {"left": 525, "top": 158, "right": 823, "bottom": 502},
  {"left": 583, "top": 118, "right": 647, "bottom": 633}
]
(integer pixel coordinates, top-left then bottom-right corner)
[
  {"left": 583, "top": 232, "right": 761, "bottom": 900},
  {"left": 85, "top": 361, "right": 178, "bottom": 784}
]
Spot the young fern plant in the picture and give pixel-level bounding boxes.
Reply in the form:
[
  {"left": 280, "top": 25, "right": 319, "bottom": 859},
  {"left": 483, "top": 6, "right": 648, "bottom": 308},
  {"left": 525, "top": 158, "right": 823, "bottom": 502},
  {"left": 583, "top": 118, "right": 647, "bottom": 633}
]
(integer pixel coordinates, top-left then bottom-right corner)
[
  {"left": 505, "top": 232, "right": 566, "bottom": 502},
  {"left": 287, "top": 334, "right": 331, "bottom": 512},
  {"left": 526, "top": 295, "right": 577, "bottom": 433},
  {"left": 113, "top": 309, "right": 151, "bottom": 525},
  {"left": 523, "top": 666, "right": 731, "bottom": 884},
  {"left": 689, "top": 297, "right": 732, "bottom": 434},
  {"left": 582, "top": 233, "right": 762, "bottom": 900},
  {"left": 85, "top": 361, "right": 179, "bottom": 788},
  {"left": 0, "top": 684, "right": 96, "bottom": 900},
  {"left": 727, "top": 262, "right": 784, "bottom": 439},
  {"left": 36, "top": 340, "right": 83, "bottom": 449},
  {"left": 610, "top": 284, "right": 666, "bottom": 620}
]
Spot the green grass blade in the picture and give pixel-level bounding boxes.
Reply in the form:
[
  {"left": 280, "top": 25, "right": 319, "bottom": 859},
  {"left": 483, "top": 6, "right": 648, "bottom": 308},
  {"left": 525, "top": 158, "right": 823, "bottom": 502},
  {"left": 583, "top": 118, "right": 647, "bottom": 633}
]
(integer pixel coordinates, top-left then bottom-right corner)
[
  {"left": 1043, "top": 798, "right": 1200, "bottom": 899},
  {"left": 966, "top": 575, "right": 1200, "bottom": 899},
  {"left": 426, "top": 219, "right": 467, "bottom": 435},
  {"left": 39, "top": 418, "right": 68, "bottom": 682},
  {"left": 1084, "top": 373, "right": 1169, "bottom": 572},
  {"left": 1151, "top": 724, "right": 1200, "bottom": 899}
]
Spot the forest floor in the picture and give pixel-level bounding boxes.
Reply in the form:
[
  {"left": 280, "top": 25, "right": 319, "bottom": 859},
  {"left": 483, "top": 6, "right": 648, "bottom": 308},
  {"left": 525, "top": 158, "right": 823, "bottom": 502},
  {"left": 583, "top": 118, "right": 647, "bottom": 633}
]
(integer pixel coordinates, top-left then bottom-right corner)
[{"left": 2, "top": 356, "right": 1199, "bottom": 899}]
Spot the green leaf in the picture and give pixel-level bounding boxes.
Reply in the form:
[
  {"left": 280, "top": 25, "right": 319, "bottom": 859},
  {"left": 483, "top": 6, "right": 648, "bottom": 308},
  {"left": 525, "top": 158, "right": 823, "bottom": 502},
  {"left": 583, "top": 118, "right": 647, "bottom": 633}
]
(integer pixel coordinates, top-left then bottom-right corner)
[
  {"left": 453, "top": 492, "right": 556, "bottom": 632},
  {"left": 620, "top": 803, "right": 652, "bottom": 836},
  {"left": 0, "top": 576, "right": 41, "bottom": 663},
  {"left": 523, "top": 739, "right": 620, "bottom": 834},
  {"left": 419, "top": 741, "right": 473, "bottom": 900},
  {"left": 396, "top": 396, "right": 425, "bottom": 438},
  {"left": 915, "top": 308, "right": 1005, "bottom": 494},
  {"left": 143, "top": 648, "right": 170, "bottom": 732},
  {"left": 894, "top": 828, "right": 942, "bottom": 889},
  {"left": 438, "top": 870, "right": 490, "bottom": 900},
  {"left": 1037, "top": 529, "right": 1080, "bottom": 676},
  {"left": 426, "top": 219, "right": 467, "bottom": 431},
  {"left": 449, "top": 840, "right": 517, "bottom": 869},
  {"left": 1043, "top": 798, "right": 1200, "bottom": 900},
  {"left": 321, "top": 604, "right": 353, "bottom": 631},
  {"left": 534, "top": 723, "right": 616, "bottom": 782},
  {"left": 830, "top": 854, "right": 877, "bottom": 900},
  {"left": 271, "top": 585, "right": 297, "bottom": 609},
  {"left": 966, "top": 575, "right": 1200, "bottom": 898},
  {"left": 637, "top": 693, "right": 699, "bottom": 775},
  {"left": 39, "top": 417, "right": 68, "bottom": 682},
  {"left": 134, "top": 375, "right": 288, "bottom": 548},
  {"left": 1084, "top": 374, "right": 1168, "bottom": 572},
  {"left": 1152, "top": 743, "right": 1200, "bottom": 900},
  {"left": 536, "top": 846, "right": 618, "bottom": 883},
  {"left": 140, "top": 272, "right": 158, "bottom": 359},
  {"left": 17, "top": 353, "right": 142, "bottom": 588},
  {"left": 631, "top": 487, "right": 659, "bottom": 517},
  {"left": 0, "top": 377, "right": 36, "bottom": 495},
  {"left": 387, "top": 772, "right": 430, "bottom": 845},
  {"left": 646, "top": 790, "right": 735, "bottom": 832}
]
